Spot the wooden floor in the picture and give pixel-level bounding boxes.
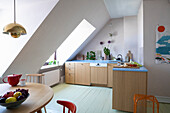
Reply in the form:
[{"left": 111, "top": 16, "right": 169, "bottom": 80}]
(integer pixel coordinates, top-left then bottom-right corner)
[{"left": 43, "top": 83, "right": 170, "bottom": 113}]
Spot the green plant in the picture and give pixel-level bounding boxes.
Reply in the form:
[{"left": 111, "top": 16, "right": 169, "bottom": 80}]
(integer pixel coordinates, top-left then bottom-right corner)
[
  {"left": 104, "top": 47, "right": 110, "bottom": 55},
  {"left": 86, "top": 51, "right": 96, "bottom": 60}
]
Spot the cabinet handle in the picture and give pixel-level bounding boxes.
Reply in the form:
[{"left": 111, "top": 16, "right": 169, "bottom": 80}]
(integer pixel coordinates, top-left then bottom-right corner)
[
  {"left": 81, "top": 63, "right": 83, "bottom": 65},
  {"left": 69, "top": 73, "right": 70, "bottom": 76}
]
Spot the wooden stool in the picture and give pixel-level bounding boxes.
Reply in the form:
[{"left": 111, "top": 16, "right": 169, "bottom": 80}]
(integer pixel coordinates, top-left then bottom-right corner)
[
  {"left": 26, "top": 74, "right": 47, "bottom": 113},
  {"left": 134, "top": 94, "right": 159, "bottom": 113},
  {"left": 26, "top": 74, "right": 45, "bottom": 84}
]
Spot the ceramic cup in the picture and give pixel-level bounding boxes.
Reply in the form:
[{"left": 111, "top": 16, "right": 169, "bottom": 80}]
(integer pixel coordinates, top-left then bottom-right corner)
[{"left": 20, "top": 79, "right": 26, "bottom": 86}]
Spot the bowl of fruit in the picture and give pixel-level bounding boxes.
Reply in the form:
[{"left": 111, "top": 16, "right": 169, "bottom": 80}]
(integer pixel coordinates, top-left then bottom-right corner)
[{"left": 0, "top": 88, "right": 29, "bottom": 109}]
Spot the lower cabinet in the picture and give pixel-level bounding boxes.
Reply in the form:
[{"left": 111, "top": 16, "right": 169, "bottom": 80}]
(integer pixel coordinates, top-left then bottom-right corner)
[
  {"left": 112, "top": 71, "right": 147, "bottom": 112},
  {"left": 107, "top": 63, "right": 117, "bottom": 87},
  {"left": 91, "top": 67, "right": 107, "bottom": 85},
  {"left": 75, "top": 63, "right": 90, "bottom": 85},
  {"left": 65, "top": 62, "right": 75, "bottom": 84}
]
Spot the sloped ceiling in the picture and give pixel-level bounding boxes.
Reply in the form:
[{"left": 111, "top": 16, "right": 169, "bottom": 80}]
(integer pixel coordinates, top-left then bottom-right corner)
[
  {"left": 104, "top": 0, "right": 142, "bottom": 18},
  {"left": 0, "top": 0, "right": 59, "bottom": 76},
  {"left": 3, "top": 0, "right": 110, "bottom": 76}
]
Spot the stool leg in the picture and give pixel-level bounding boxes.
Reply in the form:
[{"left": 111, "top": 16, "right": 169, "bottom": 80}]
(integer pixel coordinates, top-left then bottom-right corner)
[{"left": 134, "top": 100, "right": 137, "bottom": 113}]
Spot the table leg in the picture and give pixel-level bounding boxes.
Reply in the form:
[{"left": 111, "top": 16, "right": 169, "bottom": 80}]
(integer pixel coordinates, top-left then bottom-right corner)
[{"left": 37, "top": 110, "right": 42, "bottom": 113}]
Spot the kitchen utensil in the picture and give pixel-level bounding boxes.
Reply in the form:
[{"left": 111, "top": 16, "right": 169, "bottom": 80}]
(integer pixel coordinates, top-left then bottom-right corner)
[{"left": 2, "top": 74, "right": 22, "bottom": 86}]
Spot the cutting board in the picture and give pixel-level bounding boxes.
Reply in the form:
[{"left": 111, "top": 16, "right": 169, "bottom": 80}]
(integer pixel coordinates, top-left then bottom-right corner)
[{"left": 113, "top": 65, "right": 140, "bottom": 69}]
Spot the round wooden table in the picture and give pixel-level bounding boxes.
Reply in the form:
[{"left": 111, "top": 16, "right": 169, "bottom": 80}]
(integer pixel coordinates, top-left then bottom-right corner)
[{"left": 0, "top": 83, "right": 54, "bottom": 113}]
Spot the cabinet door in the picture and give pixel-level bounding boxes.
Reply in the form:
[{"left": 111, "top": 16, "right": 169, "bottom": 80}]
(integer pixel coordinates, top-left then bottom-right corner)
[
  {"left": 75, "top": 63, "right": 90, "bottom": 85},
  {"left": 97, "top": 67, "right": 107, "bottom": 84},
  {"left": 107, "top": 63, "right": 117, "bottom": 87},
  {"left": 112, "top": 71, "right": 147, "bottom": 112},
  {"left": 91, "top": 67, "right": 107, "bottom": 85},
  {"left": 90, "top": 67, "right": 98, "bottom": 84},
  {"left": 65, "top": 62, "right": 75, "bottom": 84}
]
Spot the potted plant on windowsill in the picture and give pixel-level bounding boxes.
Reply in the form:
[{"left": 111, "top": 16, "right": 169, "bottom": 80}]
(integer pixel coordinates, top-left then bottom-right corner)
[{"left": 104, "top": 47, "right": 110, "bottom": 60}]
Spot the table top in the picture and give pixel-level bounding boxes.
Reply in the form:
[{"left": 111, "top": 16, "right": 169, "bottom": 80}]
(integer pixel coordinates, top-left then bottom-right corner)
[{"left": 0, "top": 83, "right": 54, "bottom": 113}]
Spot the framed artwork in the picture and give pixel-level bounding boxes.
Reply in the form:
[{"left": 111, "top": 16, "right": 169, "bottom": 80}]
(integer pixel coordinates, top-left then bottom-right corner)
[{"left": 155, "top": 24, "right": 170, "bottom": 64}]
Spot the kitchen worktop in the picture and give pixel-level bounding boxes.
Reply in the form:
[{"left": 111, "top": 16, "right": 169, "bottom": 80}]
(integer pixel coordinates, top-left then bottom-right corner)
[
  {"left": 66, "top": 60, "right": 118, "bottom": 63},
  {"left": 66, "top": 60, "right": 148, "bottom": 72},
  {"left": 112, "top": 66, "right": 148, "bottom": 72}
]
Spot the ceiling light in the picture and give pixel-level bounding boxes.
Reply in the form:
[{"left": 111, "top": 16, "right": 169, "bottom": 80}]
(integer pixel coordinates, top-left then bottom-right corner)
[{"left": 3, "top": 0, "right": 26, "bottom": 38}]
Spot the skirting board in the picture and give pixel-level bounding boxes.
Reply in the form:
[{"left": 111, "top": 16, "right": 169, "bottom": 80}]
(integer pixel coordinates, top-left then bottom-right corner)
[{"left": 155, "top": 96, "right": 170, "bottom": 103}]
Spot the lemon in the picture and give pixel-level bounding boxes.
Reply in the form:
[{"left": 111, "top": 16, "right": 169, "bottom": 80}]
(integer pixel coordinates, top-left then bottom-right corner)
[
  {"left": 5, "top": 97, "right": 17, "bottom": 103},
  {"left": 13, "top": 92, "right": 22, "bottom": 98}
]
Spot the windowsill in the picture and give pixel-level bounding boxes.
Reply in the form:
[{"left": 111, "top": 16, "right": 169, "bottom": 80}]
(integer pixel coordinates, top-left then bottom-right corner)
[{"left": 40, "top": 64, "right": 62, "bottom": 70}]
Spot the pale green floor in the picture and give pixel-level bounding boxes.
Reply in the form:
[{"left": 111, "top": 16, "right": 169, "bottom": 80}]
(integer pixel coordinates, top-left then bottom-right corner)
[{"left": 43, "top": 83, "right": 170, "bottom": 113}]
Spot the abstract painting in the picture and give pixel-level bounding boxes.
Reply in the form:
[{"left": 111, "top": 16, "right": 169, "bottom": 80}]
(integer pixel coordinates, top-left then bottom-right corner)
[{"left": 155, "top": 24, "right": 170, "bottom": 64}]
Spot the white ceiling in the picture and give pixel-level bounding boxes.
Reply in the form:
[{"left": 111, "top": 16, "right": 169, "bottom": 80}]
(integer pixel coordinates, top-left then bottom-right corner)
[{"left": 104, "top": 0, "right": 142, "bottom": 18}]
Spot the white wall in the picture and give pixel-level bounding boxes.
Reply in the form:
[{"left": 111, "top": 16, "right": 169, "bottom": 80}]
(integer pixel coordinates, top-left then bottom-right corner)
[
  {"left": 137, "top": 1, "right": 144, "bottom": 64},
  {"left": 143, "top": 0, "right": 170, "bottom": 97},
  {"left": 3, "top": 0, "right": 110, "bottom": 77},
  {"left": 0, "top": 0, "right": 59, "bottom": 76},
  {"left": 80, "top": 18, "right": 125, "bottom": 59},
  {"left": 124, "top": 16, "right": 138, "bottom": 61},
  {"left": 80, "top": 16, "right": 138, "bottom": 61}
]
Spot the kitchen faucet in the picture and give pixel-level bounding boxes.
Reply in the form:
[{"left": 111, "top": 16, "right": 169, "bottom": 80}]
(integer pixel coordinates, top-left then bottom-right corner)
[{"left": 117, "top": 54, "right": 123, "bottom": 62}]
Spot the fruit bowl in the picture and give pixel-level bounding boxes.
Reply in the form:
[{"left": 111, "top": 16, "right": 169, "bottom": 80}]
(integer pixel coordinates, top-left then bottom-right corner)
[
  {"left": 0, "top": 88, "right": 29, "bottom": 109},
  {"left": 0, "top": 94, "right": 29, "bottom": 109}
]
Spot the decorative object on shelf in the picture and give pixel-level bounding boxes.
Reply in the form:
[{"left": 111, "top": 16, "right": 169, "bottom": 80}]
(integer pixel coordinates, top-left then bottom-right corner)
[
  {"left": 76, "top": 54, "right": 84, "bottom": 60},
  {"left": 155, "top": 24, "right": 170, "bottom": 64},
  {"left": 86, "top": 51, "right": 96, "bottom": 60},
  {"left": 3, "top": 0, "right": 27, "bottom": 38},
  {"left": 125, "top": 50, "right": 133, "bottom": 62},
  {"left": 104, "top": 47, "right": 110, "bottom": 60},
  {"left": 96, "top": 50, "right": 102, "bottom": 60}
]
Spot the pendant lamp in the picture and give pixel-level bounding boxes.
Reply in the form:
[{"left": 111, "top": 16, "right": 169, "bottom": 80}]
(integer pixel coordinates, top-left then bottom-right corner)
[{"left": 3, "top": 0, "right": 26, "bottom": 38}]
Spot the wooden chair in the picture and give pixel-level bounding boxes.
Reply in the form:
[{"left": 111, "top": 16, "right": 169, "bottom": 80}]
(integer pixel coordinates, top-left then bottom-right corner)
[
  {"left": 134, "top": 94, "right": 159, "bottom": 113},
  {"left": 57, "top": 100, "right": 76, "bottom": 113},
  {"left": 26, "top": 74, "right": 46, "bottom": 113}
]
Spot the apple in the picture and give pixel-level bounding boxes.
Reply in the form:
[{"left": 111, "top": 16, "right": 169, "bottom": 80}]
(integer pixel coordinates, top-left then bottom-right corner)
[{"left": 3, "top": 91, "right": 14, "bottom": 99}]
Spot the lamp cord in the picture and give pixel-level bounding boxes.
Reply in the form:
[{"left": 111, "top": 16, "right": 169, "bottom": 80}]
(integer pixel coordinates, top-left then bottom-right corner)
[{"left": 14, "top": 0, "right": 16, "bottom": 24}]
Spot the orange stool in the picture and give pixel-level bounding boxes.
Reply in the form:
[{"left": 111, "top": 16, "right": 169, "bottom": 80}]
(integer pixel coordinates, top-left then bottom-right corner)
[{"left": 134, "top": 94, "right": 159, "bottom": 113}]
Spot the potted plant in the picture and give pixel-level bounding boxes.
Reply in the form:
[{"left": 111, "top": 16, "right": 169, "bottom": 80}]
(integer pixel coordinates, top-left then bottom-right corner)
[
  {"left": 86, "top": 51, "right": 96, "bottom": 60},
  {"left": 104, "top": 47, "right": 110, "bottom": 60}
]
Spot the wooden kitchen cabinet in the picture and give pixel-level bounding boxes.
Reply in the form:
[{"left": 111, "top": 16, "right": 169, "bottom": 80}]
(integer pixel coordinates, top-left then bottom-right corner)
[
  {"left": 65, "top": 62, "right": 75, "bottom": 84},
  {"left": 112, "top": 71, "right": 147, "bottom": 112},
  {"left": 91, "top": 67, "right": 107, "bottom": 85},
  {"left": 107, "top": 63, "right": 117, "bottom": 87},
  {"left": 75, "top": 63, "right": 90, "bottom": 85}
]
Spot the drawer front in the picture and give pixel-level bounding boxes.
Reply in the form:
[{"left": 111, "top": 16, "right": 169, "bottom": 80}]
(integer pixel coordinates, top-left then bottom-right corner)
[
  {"left": 65, "top": 62, "right": 75, "bottom": 69},
  {"left": 66, "top": 68, "right": 74, "bottom": 74},
  {"left": 65, "top": 73, "right": 74, "bottom": 84}
]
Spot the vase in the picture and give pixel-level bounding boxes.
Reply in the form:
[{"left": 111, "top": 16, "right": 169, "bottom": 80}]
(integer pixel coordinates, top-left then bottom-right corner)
[{"left": 104, "top": 54, "right": 109, "bottom": 60}]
